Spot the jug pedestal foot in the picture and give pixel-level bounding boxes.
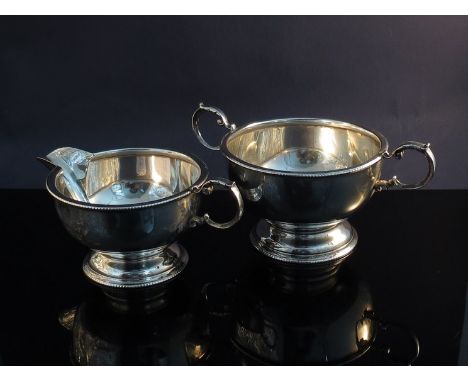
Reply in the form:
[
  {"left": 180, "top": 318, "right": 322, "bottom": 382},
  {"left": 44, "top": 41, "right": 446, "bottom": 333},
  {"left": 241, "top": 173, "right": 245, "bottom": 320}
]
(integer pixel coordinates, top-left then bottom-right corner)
[
  {"left": 250, "top": 219, "right": 357, "bottom": 267},
  {"left": 83, "top": 242, "right": 189, "bottom": 289}
]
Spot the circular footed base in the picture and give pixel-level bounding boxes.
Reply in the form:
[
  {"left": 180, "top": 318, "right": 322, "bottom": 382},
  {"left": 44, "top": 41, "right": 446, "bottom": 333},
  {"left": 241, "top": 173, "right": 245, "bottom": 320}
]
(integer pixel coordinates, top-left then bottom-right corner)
[
  {"left": 83, "top": 242, "right": 189, "bottom": 289},
  {"left": 250, "top": 219, "right": 357, "bottom": 266}
]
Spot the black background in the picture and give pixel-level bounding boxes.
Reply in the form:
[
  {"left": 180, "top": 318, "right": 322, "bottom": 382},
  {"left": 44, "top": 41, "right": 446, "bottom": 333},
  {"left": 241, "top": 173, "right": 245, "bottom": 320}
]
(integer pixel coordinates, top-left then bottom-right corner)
[{"left": 1, "top": 16, "right": 467, "bottom": 189}]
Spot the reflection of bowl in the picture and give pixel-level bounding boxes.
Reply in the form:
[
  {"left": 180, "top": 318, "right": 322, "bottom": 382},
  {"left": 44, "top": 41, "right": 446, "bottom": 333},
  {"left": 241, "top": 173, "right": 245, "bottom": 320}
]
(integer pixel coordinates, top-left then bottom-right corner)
[
  {"left": 229, "top": 265, "right": 420, "bottom": 365},
  {"left": 193, "top": 104, "right": 435, "bottom": 266},
  {"left": 185, "top": 261, "right": 420, "bottom": 365},
  {"left": 231, "top": 269, "right": 375, "bottom": 365},
  {"left": 60, "top": 286, "right": 193, "bottom": 365},
  {"left": 44, "top": 148, "right": 243, "bottom": 288}
]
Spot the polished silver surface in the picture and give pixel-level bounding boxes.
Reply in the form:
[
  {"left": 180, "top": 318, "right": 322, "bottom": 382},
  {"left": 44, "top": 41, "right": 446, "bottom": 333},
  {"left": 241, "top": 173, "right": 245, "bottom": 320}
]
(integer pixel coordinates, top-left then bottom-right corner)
[
  {"left": 44, "top": 147, "right": 244, "bottom": 289},
  {"left": 193, "top": 103, "right": 436, "bottom": 265}
]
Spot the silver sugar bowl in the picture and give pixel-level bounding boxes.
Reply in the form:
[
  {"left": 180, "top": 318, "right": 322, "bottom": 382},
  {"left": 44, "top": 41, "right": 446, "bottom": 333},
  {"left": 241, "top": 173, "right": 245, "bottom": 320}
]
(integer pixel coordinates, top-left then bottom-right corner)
[
  {"left": 41, "top": 147, "right": 243, "bottom": 289},
  {"left": 192, "top": 103, "right": 435, "bottom": 267}
]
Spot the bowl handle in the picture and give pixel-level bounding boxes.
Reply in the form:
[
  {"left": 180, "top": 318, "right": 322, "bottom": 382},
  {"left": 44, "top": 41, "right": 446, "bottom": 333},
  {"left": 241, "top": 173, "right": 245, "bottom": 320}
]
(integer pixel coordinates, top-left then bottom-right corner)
[
  {"left": 374, "top": 141, "right": 436, "bottom": 191},
  {"left": 365, "top": 311, "right": 420, "bottom": 365},
  {"left": 190, "top": 178, "right": 244, "bottom": 229},
  {"left": 192, "top": 103, "right": 237, "bottom": 150}
]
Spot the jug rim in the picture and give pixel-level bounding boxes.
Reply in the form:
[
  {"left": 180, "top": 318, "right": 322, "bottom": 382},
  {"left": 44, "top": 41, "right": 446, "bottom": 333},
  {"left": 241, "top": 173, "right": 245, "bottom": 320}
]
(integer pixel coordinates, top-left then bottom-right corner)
[{"left": 45, "top": 147, "right": 209, "bottom": 211}]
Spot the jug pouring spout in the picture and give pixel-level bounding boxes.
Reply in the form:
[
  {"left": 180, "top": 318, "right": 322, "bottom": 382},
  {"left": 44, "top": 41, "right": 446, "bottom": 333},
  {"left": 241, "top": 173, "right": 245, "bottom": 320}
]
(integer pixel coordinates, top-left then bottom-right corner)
[
  {"left": 39, "top": 147, "right": 93, "bottom": 203},
  {"left": 36, "top": 156, "right": 56, "bottom": 170}
]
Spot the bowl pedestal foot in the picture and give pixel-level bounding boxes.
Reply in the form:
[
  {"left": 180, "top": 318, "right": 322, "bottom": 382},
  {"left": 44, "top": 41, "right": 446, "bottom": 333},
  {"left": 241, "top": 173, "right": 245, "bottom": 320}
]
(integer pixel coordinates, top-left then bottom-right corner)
[{"left": 250, "top": 219, "right": 357, "bottom": 267}]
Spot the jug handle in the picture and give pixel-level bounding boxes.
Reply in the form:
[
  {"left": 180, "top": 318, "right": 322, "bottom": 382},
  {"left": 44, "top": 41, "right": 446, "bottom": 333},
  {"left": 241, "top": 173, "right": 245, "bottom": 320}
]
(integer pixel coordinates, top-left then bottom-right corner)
[
  {"left": 374, "top": 141, "right": 435, "bottom": 191},
  {"left": 192, "top": 103, "right": 237, "bottom": 150},
  {"left": 190, "top": 178, "right": 244, "bottom": 229}
]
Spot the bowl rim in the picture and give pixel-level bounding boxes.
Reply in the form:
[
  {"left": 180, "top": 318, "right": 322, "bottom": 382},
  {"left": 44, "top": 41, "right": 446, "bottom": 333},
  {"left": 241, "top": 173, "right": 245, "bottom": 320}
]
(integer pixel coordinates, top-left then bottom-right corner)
[
  {"left": 46, "top": 147, "right": 209, "bottom": 211},
  {"left": 220, "top": 118, "right": 389, "bottom": 178}
]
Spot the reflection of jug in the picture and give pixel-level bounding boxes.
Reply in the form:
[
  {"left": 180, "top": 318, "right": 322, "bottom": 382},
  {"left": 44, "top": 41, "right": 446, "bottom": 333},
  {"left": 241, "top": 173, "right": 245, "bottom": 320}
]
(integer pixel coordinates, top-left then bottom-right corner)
[
  {"left": 189, "top": 259, "right": 420, "bottom": 365},
  {"left": 59, "top": 284, "right": 193, "bottom": 365}
]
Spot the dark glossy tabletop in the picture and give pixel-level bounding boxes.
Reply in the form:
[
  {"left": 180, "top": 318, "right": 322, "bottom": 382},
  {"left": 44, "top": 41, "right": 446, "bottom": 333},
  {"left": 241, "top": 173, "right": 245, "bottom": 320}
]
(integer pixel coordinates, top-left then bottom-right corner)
[{"left": 0, "top": 189, "right": 466, "bottom": 365}]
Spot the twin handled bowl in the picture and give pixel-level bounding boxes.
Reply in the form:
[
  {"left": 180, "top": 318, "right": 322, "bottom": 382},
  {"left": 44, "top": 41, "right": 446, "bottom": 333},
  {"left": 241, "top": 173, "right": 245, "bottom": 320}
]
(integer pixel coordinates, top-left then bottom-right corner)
[
  {"left": 42, "top": 147, "right": 244, "bottom": 289},
  {"left": 192, "top": 103, "right": 436, "bottom": 266}
]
